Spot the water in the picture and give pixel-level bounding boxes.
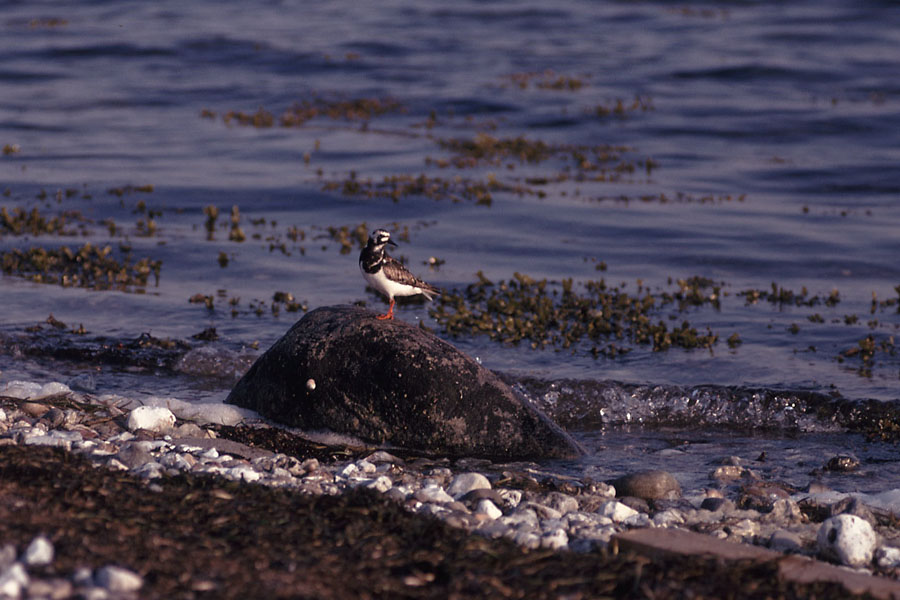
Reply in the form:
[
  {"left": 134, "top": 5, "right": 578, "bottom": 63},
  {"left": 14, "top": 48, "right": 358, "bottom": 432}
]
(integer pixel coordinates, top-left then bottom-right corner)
[{"left": 2, "top": 1, "right": 899, "bottom": 492}]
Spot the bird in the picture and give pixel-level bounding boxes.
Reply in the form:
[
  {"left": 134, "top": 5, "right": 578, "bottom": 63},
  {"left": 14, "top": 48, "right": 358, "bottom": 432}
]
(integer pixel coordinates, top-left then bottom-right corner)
[{"left": 359, "top": 228, "right": 440, "bottom": 320}]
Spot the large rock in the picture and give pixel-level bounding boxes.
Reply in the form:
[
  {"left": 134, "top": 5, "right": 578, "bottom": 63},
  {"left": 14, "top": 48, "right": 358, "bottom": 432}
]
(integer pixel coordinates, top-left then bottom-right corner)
[{"left": 226, "top": 305, "right": 583, "bottom": 460}]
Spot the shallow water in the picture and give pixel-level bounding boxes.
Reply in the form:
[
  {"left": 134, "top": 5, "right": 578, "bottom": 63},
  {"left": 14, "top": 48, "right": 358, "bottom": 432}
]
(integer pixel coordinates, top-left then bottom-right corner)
[{"left": 1, "top": 1, "right": 899, "bottom": 491}]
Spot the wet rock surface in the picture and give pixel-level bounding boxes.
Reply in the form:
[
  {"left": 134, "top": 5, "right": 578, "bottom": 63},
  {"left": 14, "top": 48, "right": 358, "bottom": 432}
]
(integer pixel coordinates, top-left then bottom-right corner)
[{"left": 226, "top": 305, "right": 583, "bottom": 460}]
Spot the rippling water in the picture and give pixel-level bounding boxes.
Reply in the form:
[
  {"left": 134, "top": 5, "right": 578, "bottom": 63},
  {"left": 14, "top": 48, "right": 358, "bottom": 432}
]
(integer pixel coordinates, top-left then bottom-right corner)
[{"left": 2, "top": 1, "right": 899, "bottom": 489}]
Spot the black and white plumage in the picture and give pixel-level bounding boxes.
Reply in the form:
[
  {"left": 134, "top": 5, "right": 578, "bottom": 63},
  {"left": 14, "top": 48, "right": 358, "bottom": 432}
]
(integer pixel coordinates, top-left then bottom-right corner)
[{"left": 359, "top": 228, "right": 440, "bottom": 320}]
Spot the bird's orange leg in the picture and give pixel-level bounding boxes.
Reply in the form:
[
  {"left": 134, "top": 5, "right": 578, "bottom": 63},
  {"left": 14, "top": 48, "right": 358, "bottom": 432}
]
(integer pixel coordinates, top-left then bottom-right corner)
[{"left": 376, "top": 298, "right": 395, "bottom": 320}]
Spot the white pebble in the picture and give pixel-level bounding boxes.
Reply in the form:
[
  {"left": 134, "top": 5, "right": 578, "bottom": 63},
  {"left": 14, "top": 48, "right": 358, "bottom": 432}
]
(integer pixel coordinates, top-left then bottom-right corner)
[
  {"left": 651, "top": 508, "right": 684, "bottom": 528},
  {"left": 338, "top": 463, "right": 359, "bottom": 478},
  {"left": 364, "top": 476, "right": 393, "bottom": 493},
  {"left": 0, "top": 563, "right": 28, "bottom": 598},
  {"left": 227, "top": 465, "right": 262, "bottom": 483},
  {"left": 306, "top": 378, "right": 316, "bottom": 391},
  {"left": 497, "top": 489, "right": 522, "bottom": 508},
  {"left": 414, "top": 485, "right": 454, "bottom": 504},
  {"left": 817, "top": 514, "right": 877, "bottom": 567},
  {"left": 876, "top": 546, "right": 900, "bottom": 569},
  {"left": 476, "top": 499, "right": 503, "bottom": 520},
  {"left": 598, "top": 500, "right": 639, "bottom": 523},
  {"left": 540, "top": 528, "right": 569, "bottom": 550},
  {"left": 355, "top": 459, "right": 376, "bottom": 474},
  {"left": 23, "top": 536, "right": 54, "bottom": 566},
  {"left": 95, "top": 565, "right": 143, "bottom": 593},
  {"left": 126, "top": 406, "right": 176, "bottom": 432},
  {"left": 447, "top": 472, "right": 491, "bottom": 499}
]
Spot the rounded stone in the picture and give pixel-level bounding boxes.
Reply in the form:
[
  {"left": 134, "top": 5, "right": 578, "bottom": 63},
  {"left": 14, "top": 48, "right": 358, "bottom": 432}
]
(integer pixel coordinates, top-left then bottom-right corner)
[
  {"left": 226, "top": 306, "right": 583, "bottom": 460},
  {"left": 817, "top": 514, "right": 877, "bottom": 567},
  {"left": 126, "top": 406, "right": 176, "bottom": 433},
  {"left": 447, "top": 472, "right": 491, "bottom": 499},
  {"left": 613, "top": 470, "right": 681, "bottom": 501},
  {"left": 95, "top": 565, "right": 144, "bottom": 592},
  {"left": 23, "top": 535, "right": 54, "bottom": 566}
]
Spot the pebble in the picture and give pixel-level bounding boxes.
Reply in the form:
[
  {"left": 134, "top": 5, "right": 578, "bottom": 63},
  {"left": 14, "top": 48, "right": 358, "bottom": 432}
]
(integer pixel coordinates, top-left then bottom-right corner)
[
  {"left": 475, "top": 499, "right": 503, "bottom": 520},
  {"left": 23, "top": 536, "right": 54, "bottom": 567},
  {"left": 876, "top": 546, "right": 900, "bottom": 569},
  {"left": 95, "top": 565, "right": 144, "bottom": 593},
  {"left": 769, "top": 529, "right": 804, "bottom": 553},
  {"left": 414, "top": 485, "right": 454, "bottom": 504},
  {"left": 598, "top": 500, "right": 639, "bottom": 523},
  {"left": 447, "top": 472, "right": 491, "bottom": 499},
  {"left": 612, "top": 470, "right": 681, "bottom": 501},
  {"left": 0, "top": 563, "right": 28, "bottom": 598},
  {"left": 126, "top": 406, "right": 176, "bottom": 433},
  {"left": 817, "top": 514, "right": 877, "bottom": 567}
]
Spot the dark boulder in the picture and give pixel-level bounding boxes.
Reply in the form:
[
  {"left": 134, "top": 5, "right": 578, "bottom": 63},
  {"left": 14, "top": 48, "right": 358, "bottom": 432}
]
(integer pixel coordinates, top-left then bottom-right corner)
[{"left": 226, "top": 305, "right": 584, "bottom": 460}]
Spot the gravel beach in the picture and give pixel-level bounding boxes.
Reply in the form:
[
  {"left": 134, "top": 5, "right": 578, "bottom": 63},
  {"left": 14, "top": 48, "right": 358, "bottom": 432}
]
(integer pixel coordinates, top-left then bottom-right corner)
[{"left": 1, "top": 382, "right": 899, "bottom": 599}]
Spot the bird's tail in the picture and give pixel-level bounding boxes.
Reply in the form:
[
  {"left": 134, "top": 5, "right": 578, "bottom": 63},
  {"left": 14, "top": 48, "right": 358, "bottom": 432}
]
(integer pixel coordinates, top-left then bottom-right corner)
[{"left": 420, "top": 284, "right": 441, "bottom": 301}]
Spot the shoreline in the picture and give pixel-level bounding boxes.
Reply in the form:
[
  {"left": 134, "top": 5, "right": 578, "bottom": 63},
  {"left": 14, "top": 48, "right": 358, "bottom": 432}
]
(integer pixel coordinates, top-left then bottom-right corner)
[{"left": 0, "top": 383, "right": 899, "bottom": 598}]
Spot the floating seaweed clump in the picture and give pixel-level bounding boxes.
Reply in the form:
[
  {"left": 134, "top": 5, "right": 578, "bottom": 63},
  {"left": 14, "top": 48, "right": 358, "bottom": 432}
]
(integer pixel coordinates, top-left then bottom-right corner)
[
  {"left": 0, "top": 206, "right": 85, "bottom": 236},
  {"left": 433, "top": 133, "right": 650, "bottom": 180},
  {"left": 1, "top": 243, "right": 161, "bottom": 292},
  {"left": 207, "top": 97, "right": 405, "bottom": 128},
  {"left": 738, "top": 283, "right": 840, "bottom": 307},
  {"left": 430, "top": 272, "right": 720, "bottom": 356},
  {"left": 504, "top": 70, "right": 588, "bottom": 90},
  {"left": 322, "top": 172, "right": 540, "bottom": 205}
]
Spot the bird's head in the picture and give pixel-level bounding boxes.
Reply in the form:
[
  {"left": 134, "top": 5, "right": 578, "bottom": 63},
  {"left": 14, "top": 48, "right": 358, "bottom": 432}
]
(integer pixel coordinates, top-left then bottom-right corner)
[{"left": 368, "top": 228, "right": 397, "bottom": 251}]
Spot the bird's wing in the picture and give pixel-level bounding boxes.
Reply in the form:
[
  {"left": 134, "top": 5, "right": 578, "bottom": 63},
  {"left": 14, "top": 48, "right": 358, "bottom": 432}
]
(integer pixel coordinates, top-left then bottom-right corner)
[{"left": 382, "top": 256, "right": 441, "bottom": 295}]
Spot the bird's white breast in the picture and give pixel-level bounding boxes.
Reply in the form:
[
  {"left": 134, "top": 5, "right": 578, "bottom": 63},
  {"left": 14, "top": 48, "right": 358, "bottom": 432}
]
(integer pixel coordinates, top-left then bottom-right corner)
[{"left": 361, "top": 264, "right": 424, "bottom": 299}]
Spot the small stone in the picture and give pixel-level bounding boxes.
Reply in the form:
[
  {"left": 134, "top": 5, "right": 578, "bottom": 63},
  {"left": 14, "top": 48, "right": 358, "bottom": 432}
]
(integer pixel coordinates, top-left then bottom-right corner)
[
  {"left": 613, "top": 470, "right": 681, "bottom": 501},
  {"left": 0, "top": 563, "right": 28, "bottom": 598},
  {"left": 540, "top": 528, "right": 569, "bottom": 550},
  {"left": 817, "top": 514, "right": 877, "bottom": 567},
  {"left": 769, "top": 529, "right": 804, "bottom": 553},
  {"left": 365, "top": 451, "right": 403, "bottom": 465},
  {"left": 504, "top": 508, "right": 539, "bottom": 529},
  {"left": 710, "top": 465, "right": 746, "bottom": 481},
  {"left": 414, "top": 485, "right": 453, "bottom": 504},
  {"left": 497, "top": 489, "right": 522, "bottom": 509},
  {"left": 355, "top": 459, "right": 376, "bottom": 474},
  {"left": 542, "top": 491, "right": 578, "bottom": 515},
  {"left": 338, "top": 463, "right": 359, "bottom": 478},
  {"left": 95, "top": 565, "right": 143, "bottom": 593},
  {"left": 475, "top": 499, "right": 503, "bottom": 520},
  {"left": 43, "top": 407, "right": 67, "bottom": 428},
  {"left": 26, "top": 578, "right": 73, "bottom": 600},
  {"left": 598, "top": 500, "right": 639, "bottom": 523},
  {"left": 21, "top": 402, "right": 49, "bottom": 418},
  {"left": 652, "top": 508, "right": 684, "bottom": 527},
  {"left": 447, "top": 472, "right": 491, "bottom": 499},
  {"left": 700, "top": 497, "right": 734, "bottom": 513},
  {"left": 876, "top": 546, "right": 900, "bottom": 569},
  {"left": 23, "top": 535, "right": 54, "bottom": 566},
  {"left": 364, "top": 476, "right": 393, "bottom": 493},
  {"left": 116, "top": 442, "right": 155, "bottom": 469},
  {"left": 511, "top": 529, "right": 541, "bottom": 549},
  {"left": 305, "top": 378, "right": 316, "bottom": 391},
  {"left": 824, "top": 455, "right": 860, "bottom": 472},
  {"left": 126, "top": 406, "right": 176, "bottom": 433},
  {"left": 520, "top": 501, "right": 562, "bottom": 521}
]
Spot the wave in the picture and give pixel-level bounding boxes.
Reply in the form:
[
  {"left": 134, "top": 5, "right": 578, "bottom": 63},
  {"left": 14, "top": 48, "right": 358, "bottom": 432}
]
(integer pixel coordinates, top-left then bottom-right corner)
[{"left": 508, "top": 376, "right": 900, "bottom": 436}]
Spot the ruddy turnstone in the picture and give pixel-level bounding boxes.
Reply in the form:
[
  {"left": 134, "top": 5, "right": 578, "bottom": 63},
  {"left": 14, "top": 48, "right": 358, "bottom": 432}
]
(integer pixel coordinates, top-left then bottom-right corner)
[{"left": 359, "top": 228, "right": 440, "bottom": 320}]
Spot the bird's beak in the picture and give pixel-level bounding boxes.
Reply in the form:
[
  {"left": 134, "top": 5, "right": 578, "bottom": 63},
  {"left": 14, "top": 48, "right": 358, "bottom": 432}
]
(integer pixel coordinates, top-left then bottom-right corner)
[{"left": 387, "top": 240, "right": 398, "bottom": 247}]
